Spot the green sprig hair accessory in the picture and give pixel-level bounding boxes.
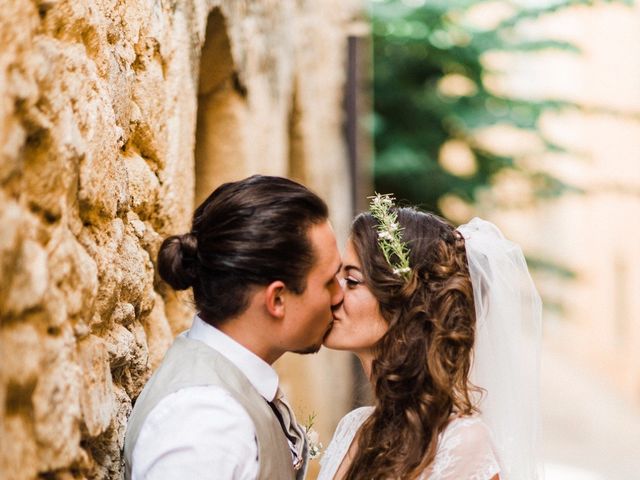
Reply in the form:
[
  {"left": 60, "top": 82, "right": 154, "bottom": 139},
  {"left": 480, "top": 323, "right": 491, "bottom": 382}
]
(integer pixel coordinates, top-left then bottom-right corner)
[{"left": 368, "top": 193, "right": 411, "bottom": 279}]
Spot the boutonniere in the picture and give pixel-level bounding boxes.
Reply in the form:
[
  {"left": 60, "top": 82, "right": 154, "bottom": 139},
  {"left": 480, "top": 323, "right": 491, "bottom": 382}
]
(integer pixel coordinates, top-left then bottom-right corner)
[{"left": 303, "top": 413, "right": 323, "bottom": 459}]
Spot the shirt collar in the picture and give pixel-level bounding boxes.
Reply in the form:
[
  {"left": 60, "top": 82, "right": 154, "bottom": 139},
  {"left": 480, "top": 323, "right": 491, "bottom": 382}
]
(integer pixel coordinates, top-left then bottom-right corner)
[{"left": 186, "top": 314, "right": 279, "bottom": 401}]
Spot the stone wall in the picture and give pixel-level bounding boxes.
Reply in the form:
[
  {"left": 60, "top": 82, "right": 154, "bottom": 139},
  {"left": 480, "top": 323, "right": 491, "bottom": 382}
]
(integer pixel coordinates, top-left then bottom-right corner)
[{"left": 0, "top": 1, "right": 361, "bottom": 478}]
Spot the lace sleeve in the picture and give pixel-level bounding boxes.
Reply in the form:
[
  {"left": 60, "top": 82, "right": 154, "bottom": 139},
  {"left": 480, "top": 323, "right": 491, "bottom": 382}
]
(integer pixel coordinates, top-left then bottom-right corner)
[{"left": 425, "top": 416, "right": 502, "bottom": 480}]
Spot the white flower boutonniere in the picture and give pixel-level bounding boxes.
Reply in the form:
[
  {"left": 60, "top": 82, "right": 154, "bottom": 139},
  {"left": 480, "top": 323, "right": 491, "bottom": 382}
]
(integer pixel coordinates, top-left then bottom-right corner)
[{"left": 303, "top": 413, "right": 323, "bottom": 460}]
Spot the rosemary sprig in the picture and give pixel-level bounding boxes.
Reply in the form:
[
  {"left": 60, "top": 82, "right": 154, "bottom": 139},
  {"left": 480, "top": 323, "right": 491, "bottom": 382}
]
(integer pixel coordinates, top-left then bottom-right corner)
[{"left": 368, "top": 193, "right": 411, "bottom": 279}]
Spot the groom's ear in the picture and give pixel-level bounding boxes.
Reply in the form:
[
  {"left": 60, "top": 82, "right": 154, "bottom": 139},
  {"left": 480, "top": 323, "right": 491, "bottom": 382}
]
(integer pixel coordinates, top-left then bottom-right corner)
[{"left": 264, "top": 281, "right": 286, "bottom": 319}]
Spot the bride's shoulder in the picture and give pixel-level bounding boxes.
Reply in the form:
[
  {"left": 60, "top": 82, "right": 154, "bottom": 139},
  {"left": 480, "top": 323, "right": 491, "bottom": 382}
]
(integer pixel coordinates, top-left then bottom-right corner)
[
  {"left": 335, "top": 405, "right": 375, "bottom": 431},
  {"left": 330, "top": 406, "right": 375, "bottom": 440},
  {"left": 319, "top": 407, "right": 375, "bottom": 478},
  {"left": 428, "top": 415, "right": 501, "bottom": 480},
  {"left": 440, "top": 415, "right": 497, "bottom": 452},
  {"left": 446, "top": 414, "right": 491, "bottom": 432}
]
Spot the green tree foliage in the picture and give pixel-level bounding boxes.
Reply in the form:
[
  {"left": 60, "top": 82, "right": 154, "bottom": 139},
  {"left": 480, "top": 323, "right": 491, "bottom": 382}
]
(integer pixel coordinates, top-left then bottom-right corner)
[{"left": 371, "top": 0, "right": 628, "bottom": 215}]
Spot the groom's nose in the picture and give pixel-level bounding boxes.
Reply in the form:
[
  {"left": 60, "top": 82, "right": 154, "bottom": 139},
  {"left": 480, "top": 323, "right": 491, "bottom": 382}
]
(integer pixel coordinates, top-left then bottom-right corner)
[{"left": 330, "top": 275, "right": 344, "bottom": 310}]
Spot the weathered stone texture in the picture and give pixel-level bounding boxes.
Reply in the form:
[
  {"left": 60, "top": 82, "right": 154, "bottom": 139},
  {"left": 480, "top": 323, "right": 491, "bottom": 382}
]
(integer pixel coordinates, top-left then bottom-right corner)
[{"left": 0, "top": 0, "right": 360, "bottom": 478}]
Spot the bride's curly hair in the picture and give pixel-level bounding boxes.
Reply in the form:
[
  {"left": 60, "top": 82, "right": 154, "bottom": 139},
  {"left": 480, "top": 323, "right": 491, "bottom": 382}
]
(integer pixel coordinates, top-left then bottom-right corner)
[{"left": 344, "top": 208, "right": 479, "bottom": 480}]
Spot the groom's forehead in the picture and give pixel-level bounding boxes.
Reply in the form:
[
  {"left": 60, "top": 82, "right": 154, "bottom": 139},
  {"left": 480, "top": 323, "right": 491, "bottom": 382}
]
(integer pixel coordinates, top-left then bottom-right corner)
[{"left": 307, "top": 221, "right": 339, "bottom": 268}]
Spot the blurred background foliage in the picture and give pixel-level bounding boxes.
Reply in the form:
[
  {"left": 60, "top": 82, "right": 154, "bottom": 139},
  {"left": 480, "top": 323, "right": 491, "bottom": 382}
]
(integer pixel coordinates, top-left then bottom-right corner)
[{"left": 370, "top": 0, "right": 628, "bottom": 217}]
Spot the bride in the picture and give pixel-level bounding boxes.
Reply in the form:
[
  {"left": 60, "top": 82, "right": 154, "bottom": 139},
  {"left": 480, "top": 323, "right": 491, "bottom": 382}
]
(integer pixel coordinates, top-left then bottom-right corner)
[{"left": 318, "top": 194, "right": 542, "bottom": 480}]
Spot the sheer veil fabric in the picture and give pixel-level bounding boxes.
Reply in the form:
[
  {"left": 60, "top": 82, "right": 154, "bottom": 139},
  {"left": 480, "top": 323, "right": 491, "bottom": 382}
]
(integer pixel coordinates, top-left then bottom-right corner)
[{"left": 458, "top": 218, "right": 543, "bottom": 480}]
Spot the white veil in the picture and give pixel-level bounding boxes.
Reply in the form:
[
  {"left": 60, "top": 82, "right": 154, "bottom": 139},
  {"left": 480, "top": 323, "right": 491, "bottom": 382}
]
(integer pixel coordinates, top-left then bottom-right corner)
[{"left": 457, "top": 218, "right": 543, "bottom": 480}]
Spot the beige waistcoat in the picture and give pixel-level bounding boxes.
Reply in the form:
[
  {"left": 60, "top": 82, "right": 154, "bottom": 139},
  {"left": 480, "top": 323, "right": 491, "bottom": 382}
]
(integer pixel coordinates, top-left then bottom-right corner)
[{"left": 123, "top": 336, "right": 306, "bottom": 479}]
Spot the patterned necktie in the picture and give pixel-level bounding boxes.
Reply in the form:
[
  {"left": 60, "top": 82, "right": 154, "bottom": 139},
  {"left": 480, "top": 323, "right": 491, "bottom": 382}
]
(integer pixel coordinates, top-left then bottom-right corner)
[{"left": 268, "top": 388, "right": 306, "bottom": 471}]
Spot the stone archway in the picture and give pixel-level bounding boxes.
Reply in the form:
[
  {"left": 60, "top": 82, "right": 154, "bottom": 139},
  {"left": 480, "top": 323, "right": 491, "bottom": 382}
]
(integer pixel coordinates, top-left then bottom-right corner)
[{"left": 194, "top": 8, "right": 248, "bottom": 206}]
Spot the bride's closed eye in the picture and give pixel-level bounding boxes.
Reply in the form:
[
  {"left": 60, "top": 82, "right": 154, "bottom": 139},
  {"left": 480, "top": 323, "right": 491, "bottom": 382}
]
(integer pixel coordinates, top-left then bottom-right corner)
[{"left": 344, "top": 276, "right": 362, "bottom": 288}]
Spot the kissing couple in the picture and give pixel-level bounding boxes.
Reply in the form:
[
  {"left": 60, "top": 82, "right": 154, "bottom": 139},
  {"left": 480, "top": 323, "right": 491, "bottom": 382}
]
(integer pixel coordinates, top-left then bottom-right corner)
[{"left": 123, "top": 175, "right": 542, "bottom": 480}]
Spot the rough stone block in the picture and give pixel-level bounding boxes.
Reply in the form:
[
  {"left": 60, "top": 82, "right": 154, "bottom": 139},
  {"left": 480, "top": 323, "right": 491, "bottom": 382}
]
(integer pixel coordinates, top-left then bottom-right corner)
[
  {"left": 143, "top": 293, "right": 174, "bottom": 370},
  {"left": 32, "top": 344, "right": 82, "bottom": 471},
  {"left": 0, "top": 415, "right": 38, "bottom": 480},
  {"left": 114, "top": 321, "right": 150, "bottom": 399},
  {"left": 78, "top": 335, "right": 115, "bottom": 438},
  {"left": 0, "top": 322, "right": 42, "bottom": 387},
  {"left": 123, "top": 148, "right": 160, "bottom": 220},
  {"left": 48, "top": 228, "right": 99, "bottom": 324},
  {"left": 4, "top": 239, "right": 48, "bottom": 318},
  {"left": 105, "top": 322, "right": 136, "bottom": 369}
]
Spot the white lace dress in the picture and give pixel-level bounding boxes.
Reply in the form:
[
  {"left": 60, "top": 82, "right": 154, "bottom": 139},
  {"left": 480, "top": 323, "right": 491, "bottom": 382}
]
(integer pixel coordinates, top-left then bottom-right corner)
[{"left": 318, "top": 406, "right": 501, "bottom": 480}]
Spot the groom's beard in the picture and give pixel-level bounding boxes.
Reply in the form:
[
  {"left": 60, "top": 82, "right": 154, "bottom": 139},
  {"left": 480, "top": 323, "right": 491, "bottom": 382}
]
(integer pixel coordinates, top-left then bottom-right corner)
[{"left": 293, "top": 319, "right": 334, "bottom": 355}]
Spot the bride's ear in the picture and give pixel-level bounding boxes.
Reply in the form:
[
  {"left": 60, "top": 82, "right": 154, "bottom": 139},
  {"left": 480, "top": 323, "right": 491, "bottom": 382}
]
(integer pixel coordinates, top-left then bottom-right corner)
[{"left": 264, "top": 281, "right": 286, "bottom": 319}]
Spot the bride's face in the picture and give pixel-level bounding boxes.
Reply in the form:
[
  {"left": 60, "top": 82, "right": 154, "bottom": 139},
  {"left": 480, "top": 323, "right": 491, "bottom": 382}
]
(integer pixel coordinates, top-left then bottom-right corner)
[{"left": 323, "top": 238, "right": 388, "bottom": 353}]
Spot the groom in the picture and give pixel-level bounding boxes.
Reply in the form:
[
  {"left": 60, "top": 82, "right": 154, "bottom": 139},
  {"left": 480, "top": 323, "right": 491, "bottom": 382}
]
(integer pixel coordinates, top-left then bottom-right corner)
[{"left": 123, "top": 175, "right": 343, "bottom": 479}]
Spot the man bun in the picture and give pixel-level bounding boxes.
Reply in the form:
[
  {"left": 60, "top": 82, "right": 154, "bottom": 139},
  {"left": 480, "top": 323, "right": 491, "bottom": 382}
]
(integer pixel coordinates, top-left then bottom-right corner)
[{"left": 157, "top": 232, "right": 198, "bottom": 291}]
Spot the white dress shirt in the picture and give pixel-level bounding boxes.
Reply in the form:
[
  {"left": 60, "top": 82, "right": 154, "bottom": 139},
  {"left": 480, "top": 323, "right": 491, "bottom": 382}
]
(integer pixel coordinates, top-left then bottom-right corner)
[{"left": 131, "top": 315, "right": 282, "bottom": 480}]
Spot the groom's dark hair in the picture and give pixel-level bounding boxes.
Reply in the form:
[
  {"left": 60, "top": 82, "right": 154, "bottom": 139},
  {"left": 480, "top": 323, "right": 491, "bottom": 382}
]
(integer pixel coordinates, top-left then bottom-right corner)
[{"left": 157, "top": 175, "right": 329, "bottom": 325}]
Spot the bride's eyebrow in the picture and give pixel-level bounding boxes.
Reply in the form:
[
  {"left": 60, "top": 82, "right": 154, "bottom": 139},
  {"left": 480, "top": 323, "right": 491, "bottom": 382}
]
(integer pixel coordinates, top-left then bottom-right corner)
[{"left": 345, "top": 265, "right": 361, "bottom": 273}]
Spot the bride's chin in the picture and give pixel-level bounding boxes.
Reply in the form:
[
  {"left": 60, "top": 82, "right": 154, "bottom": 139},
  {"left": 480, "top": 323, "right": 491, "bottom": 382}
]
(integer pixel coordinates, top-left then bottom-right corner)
[
  {"left": 322, "top": 334, "right": 338, "bottom": 349},
  {"left": 322, "top": 324, "right": 345, "bottom": 350}
]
